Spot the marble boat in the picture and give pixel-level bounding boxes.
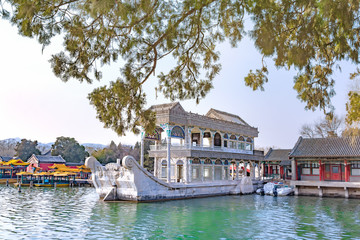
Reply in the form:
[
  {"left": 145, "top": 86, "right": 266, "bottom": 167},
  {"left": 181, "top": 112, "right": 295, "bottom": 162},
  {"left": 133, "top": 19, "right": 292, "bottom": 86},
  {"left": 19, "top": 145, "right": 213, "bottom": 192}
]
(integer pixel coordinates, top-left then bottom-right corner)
[
  {"left": 86, "top": 155, "right": 259, "bottom": 202},
  {"left": 86, "top": 102, "right": 264, "bottom": 202}
]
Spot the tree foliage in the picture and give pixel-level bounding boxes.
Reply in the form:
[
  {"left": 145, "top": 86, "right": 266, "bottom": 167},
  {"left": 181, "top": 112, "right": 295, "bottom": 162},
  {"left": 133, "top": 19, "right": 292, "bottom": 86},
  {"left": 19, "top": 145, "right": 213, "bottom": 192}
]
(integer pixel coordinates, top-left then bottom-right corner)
[
  {"left": 51, "top": 136, "right": 89, "bottom": 162},
  {"left": 134, "top": 140, "right": 154, "bottom": 172},
  {"left": 92, "top": 141, "right": 138, "bottom": 165},
  {"left": 2, "top": 0, "right": 360, "bottom": 134},
  {"left": 14, "top": 139, "right": 41, "bottom": 160}
]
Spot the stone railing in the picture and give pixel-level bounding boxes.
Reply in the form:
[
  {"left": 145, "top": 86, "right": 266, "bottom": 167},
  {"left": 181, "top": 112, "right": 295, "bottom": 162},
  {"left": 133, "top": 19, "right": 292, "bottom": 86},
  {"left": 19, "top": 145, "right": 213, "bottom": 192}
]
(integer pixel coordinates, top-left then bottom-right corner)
[{"left": 150, "top": 144, "right": 253, "bottom": 155}]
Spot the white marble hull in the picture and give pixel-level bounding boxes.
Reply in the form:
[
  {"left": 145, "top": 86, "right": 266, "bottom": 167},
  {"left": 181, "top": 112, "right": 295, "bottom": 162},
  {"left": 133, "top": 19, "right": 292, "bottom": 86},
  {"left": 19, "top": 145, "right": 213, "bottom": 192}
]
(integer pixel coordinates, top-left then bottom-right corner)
[{"left": 85, "top": 156, "right": 257, "bottom": 202}]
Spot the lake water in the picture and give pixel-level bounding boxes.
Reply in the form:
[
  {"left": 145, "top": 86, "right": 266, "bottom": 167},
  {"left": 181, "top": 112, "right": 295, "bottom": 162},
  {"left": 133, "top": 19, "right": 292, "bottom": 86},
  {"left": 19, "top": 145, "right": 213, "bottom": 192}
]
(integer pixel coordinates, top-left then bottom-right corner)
[{"left": 0, "top": 186, "right": 359, "bottom": 239}]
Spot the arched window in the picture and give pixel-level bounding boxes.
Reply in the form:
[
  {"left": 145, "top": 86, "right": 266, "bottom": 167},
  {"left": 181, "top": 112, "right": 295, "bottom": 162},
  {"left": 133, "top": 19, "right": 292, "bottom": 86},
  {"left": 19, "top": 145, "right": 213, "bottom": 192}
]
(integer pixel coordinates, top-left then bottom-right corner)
[
  {"left": 204, "top": 158, "right": 212, "bottom": 164},
  {"left": 214, "top": 133, "right": 221, "bottom": 147},
  {"left": 145, "top": 128, "right": 161, "bottom": 141},
  {"left": 229, "top": 135, "right": 237, "bottom": 149},
  {"left": 215, "top": 159, "right": 222, "bottom": 165},
  {"left": 176, "top": 160, "right": 184, "bottom": 165},
  {"left": 192, "top": 158, "right": 201, "bottom": 164},
  {"left": 171, "top": 126, "right": 185, "bottom": 139},
  {"left": 224, "top": 160, "right": 229, "bottom": 165},
  {"left": 246, "top": 138, "right": 253, "bottom": 150},
  {"left": 237, "top": 136, "right": 245, "bottom": 150}
]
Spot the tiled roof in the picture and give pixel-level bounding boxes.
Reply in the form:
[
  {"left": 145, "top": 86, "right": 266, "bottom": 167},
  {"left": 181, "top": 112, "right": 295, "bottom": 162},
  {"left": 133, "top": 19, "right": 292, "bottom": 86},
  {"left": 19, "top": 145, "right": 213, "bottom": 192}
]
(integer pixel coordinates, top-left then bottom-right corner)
[
  {"left": 0, "top": 156, "right": 13, "bottom": 162},
  {"left": 206, "top": 109, "right": 249, "bottom": 126},
  {"left": 265, "top": 149, "right": 291, "bottom": 161},
  {"left": 149, "top": 102, "right": 180, "bottom": 111},
  {"left": 34, "top": 155, "right": 66, "bottom": 163},
  {"left": 66, "top": 162, "right": 84, "bottom": 166},
  {"left": 264, "top": 148, "right": 291, "bottom": 166},
  {"left": 289, "top": 136, "right": 360, "bottom": 158}
]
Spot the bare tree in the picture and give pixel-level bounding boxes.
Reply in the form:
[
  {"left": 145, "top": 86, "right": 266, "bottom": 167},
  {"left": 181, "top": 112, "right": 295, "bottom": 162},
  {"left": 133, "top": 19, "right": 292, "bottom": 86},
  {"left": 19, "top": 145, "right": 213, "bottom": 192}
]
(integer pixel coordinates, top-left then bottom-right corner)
[
  {"left": 300, "top": 115, "right": 343, "bottom": 138},
  {"left": 300, "top": 124, "right": 316, "bottom": 138},
  {"left": 0, "top": 139, "right": 17, "bottom": 156}
]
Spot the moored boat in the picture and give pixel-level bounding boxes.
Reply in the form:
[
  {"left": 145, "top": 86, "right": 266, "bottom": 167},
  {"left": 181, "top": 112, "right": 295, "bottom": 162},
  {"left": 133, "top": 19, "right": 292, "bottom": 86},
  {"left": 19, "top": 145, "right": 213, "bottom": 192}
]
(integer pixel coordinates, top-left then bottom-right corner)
[
  {"left": 86, "top": 103, "right": 265, "bottom": 202},
  {"left": 86, "top": 155, "right": 258, "bottom": 202}
]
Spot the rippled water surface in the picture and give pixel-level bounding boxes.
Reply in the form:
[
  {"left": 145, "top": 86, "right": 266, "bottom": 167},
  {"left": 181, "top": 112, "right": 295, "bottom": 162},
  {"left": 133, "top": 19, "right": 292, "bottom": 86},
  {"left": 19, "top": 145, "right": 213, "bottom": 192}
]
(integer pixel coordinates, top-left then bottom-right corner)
[{"left": 0, "top": 186, "right": 360, "bottom": 239}]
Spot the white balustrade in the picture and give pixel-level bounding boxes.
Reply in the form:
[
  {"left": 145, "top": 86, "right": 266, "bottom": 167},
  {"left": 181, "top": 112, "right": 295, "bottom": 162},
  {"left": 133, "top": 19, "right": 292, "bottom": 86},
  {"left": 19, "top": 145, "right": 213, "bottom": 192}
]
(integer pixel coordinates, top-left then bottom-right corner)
[{"left": 150, "top": 144, "right": 253, "bottom": 155}]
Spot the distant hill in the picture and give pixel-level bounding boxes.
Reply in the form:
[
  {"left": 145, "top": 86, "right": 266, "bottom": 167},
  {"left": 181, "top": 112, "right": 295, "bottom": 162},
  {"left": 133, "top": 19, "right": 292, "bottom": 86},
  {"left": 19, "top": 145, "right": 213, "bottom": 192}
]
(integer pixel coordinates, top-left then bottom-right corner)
[
  {"left": 82, "top": 143, "right": 107, "bottom": 154},
  {"left": 0, "top": 138, "right": 108, "bottom": 156}
]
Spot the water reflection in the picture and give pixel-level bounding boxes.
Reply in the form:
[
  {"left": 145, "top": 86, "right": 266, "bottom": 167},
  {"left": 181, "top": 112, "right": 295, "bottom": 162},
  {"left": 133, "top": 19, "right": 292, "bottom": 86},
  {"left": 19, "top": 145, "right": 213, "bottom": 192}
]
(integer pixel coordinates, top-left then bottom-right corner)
[{"left": 0, "top": 186, "right": 359, "bottom": 239}]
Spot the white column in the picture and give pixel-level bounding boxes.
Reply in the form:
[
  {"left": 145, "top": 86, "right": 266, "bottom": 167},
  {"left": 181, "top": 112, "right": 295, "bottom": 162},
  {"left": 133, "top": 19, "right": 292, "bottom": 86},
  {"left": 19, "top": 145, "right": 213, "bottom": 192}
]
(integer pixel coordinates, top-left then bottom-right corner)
[
  {"left": 222, "top": 165, "right": 224, "bottom": 180},
  {"left": 201, "top": 160, "right": 204, "bottom": 182},
  {"left": 184, "top": 126, "right": 188, "bottom": 146},
  {"left": 154, "top": 157, "right": 158, "bottom": 177},
  {"left": 188, "top": 127, "right": 193, "bottom": 148},
  {"left": 212, "top": 161, "right": 215, "bottom": 181},
  {"left": 250, "top": 162, "right": 255, "bottom": 179},
  {"left": 221, "top": 133, "right": 224, "bottom": 149},
  {"left": 200, "top": 129, "right": 204, "bottom": 147},
  {"left": 188, "top": 159, "right": 192, "bottom": 183},
  {"left": 167, "top": 136, "right": 171, "bottom": 183},
  {"left": 184, "top": 158, "right": 189, "bottom": 183}
]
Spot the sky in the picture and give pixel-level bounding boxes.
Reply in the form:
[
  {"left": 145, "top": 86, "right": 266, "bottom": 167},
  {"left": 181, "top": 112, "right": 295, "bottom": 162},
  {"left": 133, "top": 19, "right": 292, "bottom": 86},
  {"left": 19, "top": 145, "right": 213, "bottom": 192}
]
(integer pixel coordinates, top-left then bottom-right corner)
[{"left": 0, "top": 19, "right": 354, "bottom": 149}]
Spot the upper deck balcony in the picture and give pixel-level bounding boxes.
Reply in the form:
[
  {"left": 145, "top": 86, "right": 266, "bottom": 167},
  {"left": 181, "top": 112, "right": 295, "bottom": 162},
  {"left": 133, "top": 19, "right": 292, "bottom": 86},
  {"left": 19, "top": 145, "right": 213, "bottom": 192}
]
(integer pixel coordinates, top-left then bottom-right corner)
[{"left": 150, "top": 143, "right": 254, "bottom": 155}]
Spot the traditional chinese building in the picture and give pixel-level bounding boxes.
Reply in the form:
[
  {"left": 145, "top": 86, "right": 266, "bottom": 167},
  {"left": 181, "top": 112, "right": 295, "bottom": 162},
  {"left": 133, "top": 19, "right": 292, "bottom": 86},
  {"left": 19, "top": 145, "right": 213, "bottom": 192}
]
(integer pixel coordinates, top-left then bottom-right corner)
[
  {"left": 264, "top": 148, "right": 292, "bottom": 180},
  {"left": 27, "top": 154, "right": 66, "bottom": 172},
  {"left": 289, "top": 136, "right": 360, "bottom": 198},
  {"left": 141, "top": 102, "right": 264, "bottom": 183}
]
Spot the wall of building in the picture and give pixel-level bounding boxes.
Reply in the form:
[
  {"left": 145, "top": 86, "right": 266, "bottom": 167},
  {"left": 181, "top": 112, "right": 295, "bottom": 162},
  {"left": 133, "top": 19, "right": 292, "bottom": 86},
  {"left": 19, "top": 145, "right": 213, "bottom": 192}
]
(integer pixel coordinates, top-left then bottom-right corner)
[
  {"left": 39, "top": 163, "right": 54, "bottom": 171},
  {"left": 349, "top": 176, "right": 360, "bottom": 182},
  {"left": 300, "top": 175, "right": 319, "bottom": 181}
]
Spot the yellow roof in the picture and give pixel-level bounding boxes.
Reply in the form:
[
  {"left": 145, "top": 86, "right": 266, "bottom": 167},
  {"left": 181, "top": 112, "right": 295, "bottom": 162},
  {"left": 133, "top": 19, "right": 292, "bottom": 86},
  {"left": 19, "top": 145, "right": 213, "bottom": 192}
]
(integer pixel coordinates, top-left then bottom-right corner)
[
  {"left": 33, "top": 172, "right": 53, "bottom": 176},
  {"left": 77, "top": 165, "right": 91, "bottom": 172},
  {"left": 3, "top": 159, "right": 30, "bottom": 166},
  {"left": 16, "top": 172, "right": 33, "bottom": 176},
  {"left": 49, "top": 164, "right": 80, "bottom": 172}
]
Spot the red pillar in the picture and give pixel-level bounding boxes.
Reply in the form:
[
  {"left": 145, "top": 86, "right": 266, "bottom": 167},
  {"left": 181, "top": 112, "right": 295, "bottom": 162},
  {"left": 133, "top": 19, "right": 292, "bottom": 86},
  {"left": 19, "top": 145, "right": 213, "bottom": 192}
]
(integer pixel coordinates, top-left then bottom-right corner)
[
  {"left": 319, "top": 160, "right": 322, "bottom": 181},
  {"left": 345, "top": 160, "right": 349, "bottom": 182},
  {"left": 268, "top": 163, "right": 271, "bottom": 177},
  {"left": 280, "top": 166, "right": 284, "bottom": 178}
]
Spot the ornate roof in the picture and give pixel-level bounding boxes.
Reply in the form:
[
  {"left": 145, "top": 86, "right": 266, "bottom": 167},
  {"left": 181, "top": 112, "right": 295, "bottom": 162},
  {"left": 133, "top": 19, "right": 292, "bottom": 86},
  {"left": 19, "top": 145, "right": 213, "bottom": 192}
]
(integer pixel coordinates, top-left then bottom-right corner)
[
  {"left": 264, "top": 148, "right": 291, "bottom": 166},
  {"left": 289, "top": 136, "right": 360, "bottom": 158},
  {"left": 149, "top": 102, "right": 258, "bottom": 137},
  {"left": 32, "top": 155, "right": 66, "bottom": 163},
  {"left": 149, "top": 102, "right": 183, "bottom": 112},
  {"left": 206, "top": 109, "right": 249, "bottom": 126},
  {"left": 0, "top": 156, "right": 13, "bottom": 162}
]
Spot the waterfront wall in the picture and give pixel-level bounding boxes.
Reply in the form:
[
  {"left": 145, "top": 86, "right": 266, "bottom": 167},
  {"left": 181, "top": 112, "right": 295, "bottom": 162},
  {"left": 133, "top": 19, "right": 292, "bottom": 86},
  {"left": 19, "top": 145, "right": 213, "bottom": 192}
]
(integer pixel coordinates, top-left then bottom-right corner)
[{"left": 291, "top": 180, "right": 360, "bottom": 199}]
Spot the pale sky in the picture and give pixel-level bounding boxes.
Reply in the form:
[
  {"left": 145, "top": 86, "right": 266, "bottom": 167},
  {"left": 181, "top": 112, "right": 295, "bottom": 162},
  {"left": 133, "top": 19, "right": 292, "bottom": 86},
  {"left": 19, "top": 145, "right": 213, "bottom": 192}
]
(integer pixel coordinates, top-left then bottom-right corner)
[{"left": 0, "top": 20, "right": 353, "bottom": 149}]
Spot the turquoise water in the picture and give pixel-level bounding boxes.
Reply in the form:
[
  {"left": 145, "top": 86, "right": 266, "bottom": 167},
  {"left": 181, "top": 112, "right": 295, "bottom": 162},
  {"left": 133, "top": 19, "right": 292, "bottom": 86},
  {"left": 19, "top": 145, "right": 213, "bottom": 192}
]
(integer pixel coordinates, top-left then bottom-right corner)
[{"left": 0, "top": 186, "right": 359, "bottom": 239}]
